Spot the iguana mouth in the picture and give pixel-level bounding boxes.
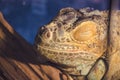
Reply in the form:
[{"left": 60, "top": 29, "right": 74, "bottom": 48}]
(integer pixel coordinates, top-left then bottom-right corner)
[
  {"left": 38, "top": 43, "right": 99, "bottom": 61},
  {"left": 40, "top": 43, "right": 80, "bottom": 52},
  {"left": 38, "top": 45, "right": 98, "bottom": 67}
]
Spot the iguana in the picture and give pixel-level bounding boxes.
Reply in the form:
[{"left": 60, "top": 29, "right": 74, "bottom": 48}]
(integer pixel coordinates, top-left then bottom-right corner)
[{"left": 34, "top": 7, "right": 108, "bottom": 80}]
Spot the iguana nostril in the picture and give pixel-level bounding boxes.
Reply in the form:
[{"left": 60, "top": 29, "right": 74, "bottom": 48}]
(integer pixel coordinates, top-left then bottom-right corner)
[{"left": 45, "top": 31, "right": 50, "bottom": 38}]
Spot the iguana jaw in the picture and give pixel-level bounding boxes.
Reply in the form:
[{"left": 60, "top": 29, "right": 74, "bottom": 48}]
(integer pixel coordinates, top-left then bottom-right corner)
[{"left": 37, "top": 42, "right": 100, "bottom": 60}]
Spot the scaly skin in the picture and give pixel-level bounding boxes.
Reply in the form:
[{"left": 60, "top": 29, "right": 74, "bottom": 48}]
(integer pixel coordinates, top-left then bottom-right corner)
[{"left": 34, "top": 7, "right": 108, "bottom": 79}]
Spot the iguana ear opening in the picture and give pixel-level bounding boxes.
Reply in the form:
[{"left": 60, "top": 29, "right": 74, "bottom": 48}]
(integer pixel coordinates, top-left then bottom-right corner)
[{"left": 71, "top": 21, "right": 97, "bottom": 42}]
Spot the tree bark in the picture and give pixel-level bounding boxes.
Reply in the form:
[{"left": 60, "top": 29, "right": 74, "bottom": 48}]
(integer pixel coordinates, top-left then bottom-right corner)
[
  {"left": 105, "top": 10, "right": 120, "bottom": 80},
  {"left": 0, "top": 12, "right": 67, "bottom": 80}
]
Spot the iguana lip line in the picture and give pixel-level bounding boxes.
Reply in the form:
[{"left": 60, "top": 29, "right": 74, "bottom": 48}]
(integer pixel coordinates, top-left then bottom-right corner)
[{"left": 38, "top": 45, "right": 98, "bottom": 60}]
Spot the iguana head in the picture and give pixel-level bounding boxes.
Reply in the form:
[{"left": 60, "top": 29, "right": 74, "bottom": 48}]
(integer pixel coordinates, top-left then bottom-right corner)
[{"left": 34, "top": 7, "right": 108, "bottom": 75}]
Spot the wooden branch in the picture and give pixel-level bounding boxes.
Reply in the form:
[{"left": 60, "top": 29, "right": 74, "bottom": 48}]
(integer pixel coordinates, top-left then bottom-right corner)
[
  {"left": 105, "top": 10, "right": 120, "bottom": 80},
  {"left": 0, "top": 12, "right": 67, "bottom": 80}
]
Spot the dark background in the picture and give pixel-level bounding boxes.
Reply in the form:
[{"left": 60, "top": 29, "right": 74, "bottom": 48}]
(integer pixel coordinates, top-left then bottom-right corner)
[{"left": 0, "top": 0, "right": 110, "bottom": 44}]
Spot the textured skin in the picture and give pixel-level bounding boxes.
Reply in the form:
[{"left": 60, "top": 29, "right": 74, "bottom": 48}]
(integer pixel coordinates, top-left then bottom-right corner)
[
  {"left": 34, "top": 7, "right": 108, "bottom": 78},
  {"left": 87, "top": 59, "right": 106, "bottom": 80},
  {"left": 105, "top": 10, "right": 120, "bottom": 80}
]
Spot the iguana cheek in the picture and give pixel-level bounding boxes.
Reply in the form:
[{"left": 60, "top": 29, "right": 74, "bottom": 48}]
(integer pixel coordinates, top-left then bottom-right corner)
[{"left": 71, "top": 21, "right": 97, "bottom": 42}]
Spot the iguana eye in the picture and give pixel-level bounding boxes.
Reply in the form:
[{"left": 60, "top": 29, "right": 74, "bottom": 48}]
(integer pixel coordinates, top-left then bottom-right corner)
[{"left": 72, "top": 21, "right": 97, "bottom": 42}]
